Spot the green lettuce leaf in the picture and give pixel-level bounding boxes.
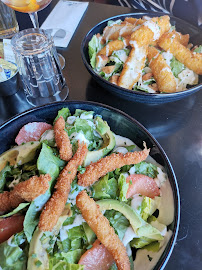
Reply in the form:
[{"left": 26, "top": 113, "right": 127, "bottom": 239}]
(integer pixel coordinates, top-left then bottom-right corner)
[
  {"left": 118, "top": 174, "right": 129, "bottom": 202},
  {"left": 54, "top": 108, "right": 71, "bottom": 123},
  {"left": 130, "top": 237, "right": 155, "bottom": 249},
  {"left": 73, "top": 110, "right": 94, "bottom": 118},
  {"left": 61, "top": 249, "right": 84, "bottom": 264},
  {"left": 0, "top": 203, "right": 29, "bottom": 218},
  {"left": 140, "top": 197, "right": 157, "bottom": 221},
  {"left": 37, "top": 143, "right": 65, "bottom": 180},
  {"left": 170, "top": 56, "right": 184, "bottom": 77},
  {"left": 0, "top": 165, "right": 11, "bottom": 192},
  {"left": 104, "top": 210, "right": 129, "bottom": 240},
  {"left": 130, "top": 162, "right": 158, "bottom": 178},
  {"left": 49, "top": 257, "right": 85, "bottom": 270},
  {"left": 24, "top": 143, "right": 66, "bottom": 242},
  {"left": 88, "top": 35, "right": 103, "bottom": 69},
  {"left": 0, "top": 233, "right": 27, "bottom": 270},
  {"left": 92, "top": 174, "right": 118, "bottom": 200}
]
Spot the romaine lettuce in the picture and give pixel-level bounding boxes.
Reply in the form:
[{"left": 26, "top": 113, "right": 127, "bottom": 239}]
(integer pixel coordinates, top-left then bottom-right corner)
[
  {"left": 24, "top": 143, "right": 66, "bottom": 242},
  {"left": 88, "top": 35, "right": 103, "bottom": 69},
  {"left": 54, "top": 108, "right": 71, "bottom": 123},
  {"left": 170, "top": 56, "right": 184, "bottom": 77},
  {"left": 0, "top": 233, "right": 27, "bottom": 270},
  {"left": 92, "top": 174, "right": 118, "bottom": 199},
  {"left": 0, "top": 164, "right": 11, "bottom": 192},
  {"left": 130, "top": 161, "right": 158, "bottom": 178},
  {"left": 104, "top": 210, "right": 129, "bottom": 240}
]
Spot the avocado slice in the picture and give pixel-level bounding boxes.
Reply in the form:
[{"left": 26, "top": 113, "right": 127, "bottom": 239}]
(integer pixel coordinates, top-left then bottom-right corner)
[
  {"left": 0, "top": 141, "right": 41, "bottom": 172},
  {"left": 83, "top": 117, "right": 115, "bottom": 166},
  {"left": 27, "top": 204, "right": 71, "bottom": 270},
  {"left": 83, "top": 222, "right": 96, "bottom": 244},
  {"left": 97, "top": 199, "right": 163, "bottom": 241}
]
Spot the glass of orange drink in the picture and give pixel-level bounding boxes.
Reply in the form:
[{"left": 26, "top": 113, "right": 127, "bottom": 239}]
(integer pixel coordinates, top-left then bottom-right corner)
[{"left": 1, "top": 0, "right": 52, "bottom": 28}]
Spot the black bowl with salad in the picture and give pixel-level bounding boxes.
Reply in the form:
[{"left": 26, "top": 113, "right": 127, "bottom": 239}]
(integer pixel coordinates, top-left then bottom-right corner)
[
  {"left": 81, "top": 12, "right": 202, "bottom": 104},
  {"left": 0, "top": 101, "right": 180, "bottom": 269}
]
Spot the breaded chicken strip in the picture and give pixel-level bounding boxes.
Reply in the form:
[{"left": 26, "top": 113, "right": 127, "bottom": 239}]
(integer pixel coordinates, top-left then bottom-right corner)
[
  {"left": 54, "top": 116, "right": 73, "bottom": 161},
  {"left": 148, "top": 46, "right": 176, "bottom": 93},
  {"left": 118, "top": 46, "right": 147, "bottom": 89},
  {"left": 103, "top": 18, "right": 144, "bottom": 42},
  {"left": 39, "top": 142, "right": 88, "bottom": 231},
  {"left": 97, "top": 40, "right": 125, "bottom": 57},
  {"left": 0, "top": 174, "right": 51, "bottom": 214},
  {"left": 130, "top": 16, "right": 171, "bottom": 47},
  {"left": 78, "top": 147, "right": 149, "bottom": 187},
  {"left": 172, "top": 30, "right": 189, "bottom": 47},
  {"left": 76, "top": 190, "right": 130, "bottom": 270},
  {"left": 124, "top": 17, "right": 145, "bottom": 25},
  {"left": 158, "top": 32, "right": 202, "bottom": 75}
]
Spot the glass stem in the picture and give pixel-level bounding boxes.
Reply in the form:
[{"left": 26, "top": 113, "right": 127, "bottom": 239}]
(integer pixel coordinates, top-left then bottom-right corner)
[{"left": 29, "top": 12, "right": 39, "bottom": 28}]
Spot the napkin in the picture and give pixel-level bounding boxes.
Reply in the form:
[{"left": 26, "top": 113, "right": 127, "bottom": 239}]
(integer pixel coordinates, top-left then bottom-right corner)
[{"left": 41, "top": 0, "right": 89, "bottom": 48}]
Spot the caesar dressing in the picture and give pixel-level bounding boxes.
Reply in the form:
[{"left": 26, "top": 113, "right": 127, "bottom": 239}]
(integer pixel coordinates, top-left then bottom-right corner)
[
  {"left": 156, "top": 180, "right": 174, "bottom": 226},
  {"left": 143, "top": 20, "right": 161, "bottom": 40},
  {"left": 133, "top": 230, "right": 173, "bottom": 270},
  {"left": 69, "top": 131, "right": 90, "bottom": 146},
  {"left": 162, "top": 51, "right": 173, "bottom": 66}
]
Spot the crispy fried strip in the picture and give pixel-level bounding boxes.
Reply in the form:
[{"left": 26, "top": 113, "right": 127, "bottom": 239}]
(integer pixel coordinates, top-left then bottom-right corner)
[
  {"left": 117, "top": 46, "right": 147, "bottom": 89},
  {"left": 76, "top": 190, "right": 130, "bottom": 270},
  {"left": 78, "top": 147, "right": 150, "bottom": 187},
  {"left": 54, "top": 116, "right": 73, "bottom": 161},
  {"left": 130, "top": 16, "right": 171, "bottom": 47},
  {"left": 172, "top": 30, "right": 189, "bottom": 46},
  {"left": 0, "top": 174, "right": 51, "bottom": 214},
  {"left": 39, "top": 142, "right": 88, "bottom": 231},
  {"left": 148, "top": 46, "right": 176, "bottom": 93},
  {"left": 158, "top": 32, "right": 202, "bottom": 75},
  {"left": 97, "top": 40, "right": 125, "bottom": 57},
  {"left": 124, "top": 17, "right": 145, "bottom": 25}
]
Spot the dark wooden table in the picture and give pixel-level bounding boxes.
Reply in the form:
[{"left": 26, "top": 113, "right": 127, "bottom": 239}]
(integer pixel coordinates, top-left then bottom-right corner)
[{"left": 1, "top": 1, "right": 202, "bottom": 269}]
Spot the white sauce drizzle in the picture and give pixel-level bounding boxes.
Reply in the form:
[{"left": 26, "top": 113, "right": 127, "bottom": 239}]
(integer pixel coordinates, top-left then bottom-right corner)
[
  {"left": 143, "top": 20, "right": 161, "bottom": 40},
  {"left": 122, "top": 226, "right": 138, "bottom": 246},
  {"left": 161, "top": 51, "right": 173, "bottom": 67},
  {"left": 69, "top": 132, "right": 90, "bottom": 146},
  {"left": 113, "top": 146, "right": 128, "bottom": 154}
]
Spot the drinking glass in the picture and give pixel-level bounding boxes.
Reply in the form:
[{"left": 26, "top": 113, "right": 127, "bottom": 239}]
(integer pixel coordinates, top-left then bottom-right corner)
[
  {"left": 1, "top": 0, "right": 52, "bottom": 28},
  {"left": 0, "top": 2, "right": 19, "bottom": 38},
  {"left": 11, "top": 28, "right": 68, "bottom": 106}
]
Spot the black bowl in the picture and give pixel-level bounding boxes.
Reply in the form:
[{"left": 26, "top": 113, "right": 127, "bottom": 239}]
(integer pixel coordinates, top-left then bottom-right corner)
[
  {"left": 0, "top": 101, "right": 180, "bottom": 269},
  {"left": 81, "top": 12, "right": 202, "bottom": 104}
]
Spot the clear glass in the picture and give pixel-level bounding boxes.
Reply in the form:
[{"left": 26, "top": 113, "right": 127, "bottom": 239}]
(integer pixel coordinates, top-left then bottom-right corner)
[
  {"left": 0, "top": 2, "right": 19, "bottom": 39},
  {"left": 11, "top": 28, "right": 68, "bottom": 106}
]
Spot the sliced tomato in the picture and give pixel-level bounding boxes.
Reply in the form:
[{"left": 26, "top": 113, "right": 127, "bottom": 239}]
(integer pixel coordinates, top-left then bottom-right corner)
[
  {"left": 0, "top": 215, "right": 24, "bottom": 244},
  {"left": 78, "top": 239, "right": 114, "bottom": 270},
  {"left": 15, "top": 122, "right": 52, "bottom": 145},
  {"left": 126, "top": 174, "right": 160, "bottom": 199}
]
